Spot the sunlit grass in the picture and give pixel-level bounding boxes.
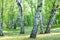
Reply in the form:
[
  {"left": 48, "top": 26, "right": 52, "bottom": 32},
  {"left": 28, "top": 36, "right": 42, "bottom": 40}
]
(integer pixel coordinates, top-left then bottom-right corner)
[
  {"left": 0, "top": 27, "right": 60, "bottom": 40},
  {"left": 0, "top": 33, "right": 60, "bottom": 40}
]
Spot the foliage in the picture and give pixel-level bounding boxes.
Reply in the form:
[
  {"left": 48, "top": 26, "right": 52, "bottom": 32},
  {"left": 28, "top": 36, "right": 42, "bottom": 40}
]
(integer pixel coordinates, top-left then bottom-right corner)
[{"left": 0, "top": 0, "right": 60, "bottom": 27}]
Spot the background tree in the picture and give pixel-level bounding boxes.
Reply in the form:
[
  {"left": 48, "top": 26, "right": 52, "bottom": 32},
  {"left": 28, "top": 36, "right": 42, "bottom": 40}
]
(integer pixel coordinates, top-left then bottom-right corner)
[
  {"left": 0, "top": 0, "right": 4, "bottom": 36},
  {"left": 45, "top": 0, "right": 59, "bottom": 33},
  {"left": 16, "top": 0, "right": 24, "bottom": 34}
]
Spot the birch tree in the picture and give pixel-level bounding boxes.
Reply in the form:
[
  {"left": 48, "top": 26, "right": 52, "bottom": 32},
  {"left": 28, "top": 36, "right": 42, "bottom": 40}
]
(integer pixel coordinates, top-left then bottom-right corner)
[
  {"left": 30, "top": 0, "right": 44, "bottom": 38},
  {"left": 16, "top": 0, "right": 24, "bottom": 34},
  {"left": 45, "top": 0, "right": 59, "bottom": 33},
  {"left": 0, "top": 0, "right": 4, "bottom": 36}
]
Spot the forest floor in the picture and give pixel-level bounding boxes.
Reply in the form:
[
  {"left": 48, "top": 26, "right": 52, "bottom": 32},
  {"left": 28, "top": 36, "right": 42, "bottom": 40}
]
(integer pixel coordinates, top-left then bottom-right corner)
[{"left": 0, "top": 27, "right": 60, "bottom": 40}]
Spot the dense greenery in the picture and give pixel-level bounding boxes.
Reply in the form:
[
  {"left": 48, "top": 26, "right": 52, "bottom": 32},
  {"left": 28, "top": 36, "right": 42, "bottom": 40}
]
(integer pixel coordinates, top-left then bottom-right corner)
[{"left": 0, "top": 0, "right": 60, "bottom": 27}]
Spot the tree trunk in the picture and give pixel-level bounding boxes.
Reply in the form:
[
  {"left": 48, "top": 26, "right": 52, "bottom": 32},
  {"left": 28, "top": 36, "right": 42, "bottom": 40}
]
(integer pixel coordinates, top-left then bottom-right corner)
[
  {"left": 45, "top": 0, "right": 59, "bottom": 33},
  {"left": 16, "top": 0, "right": 24, "bottom": 34},
  {"left": 30, "top": 10, "right": 40, "bottom": 38},
  {"left": 14, "top": 17, "right": 19, "bottom": 29},
  {"left": 8, "top": 20, "right": 13, "bottom": 29},
  {"left": 39, "top": 0, "right": 44, "bottom": 34},
  {"left": 11, "top": 7, "right": 14, "bottom": 29},
  {"left": 0, "top": 22, "right": 3, "bottom": 36},
  {"left": 14, "top": 23, "right": 17, "bottom": 29},
  {"left": 0, "top": 0, "right": 4, "bottom": 36},
  {"left": 39, "top": 13, "right": 44, "bottom": 34},
  {"left": 30, "top": 0, "right": 43, "bottom": 38}
]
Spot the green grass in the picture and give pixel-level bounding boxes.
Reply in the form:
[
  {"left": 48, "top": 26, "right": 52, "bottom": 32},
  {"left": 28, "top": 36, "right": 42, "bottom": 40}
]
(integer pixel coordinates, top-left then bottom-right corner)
[
  {"left": 0, "top": 33, "right": 60, "bottom": 40},
  {"left": 0, "top": 27, "right": 60, "bottom": 40}
]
